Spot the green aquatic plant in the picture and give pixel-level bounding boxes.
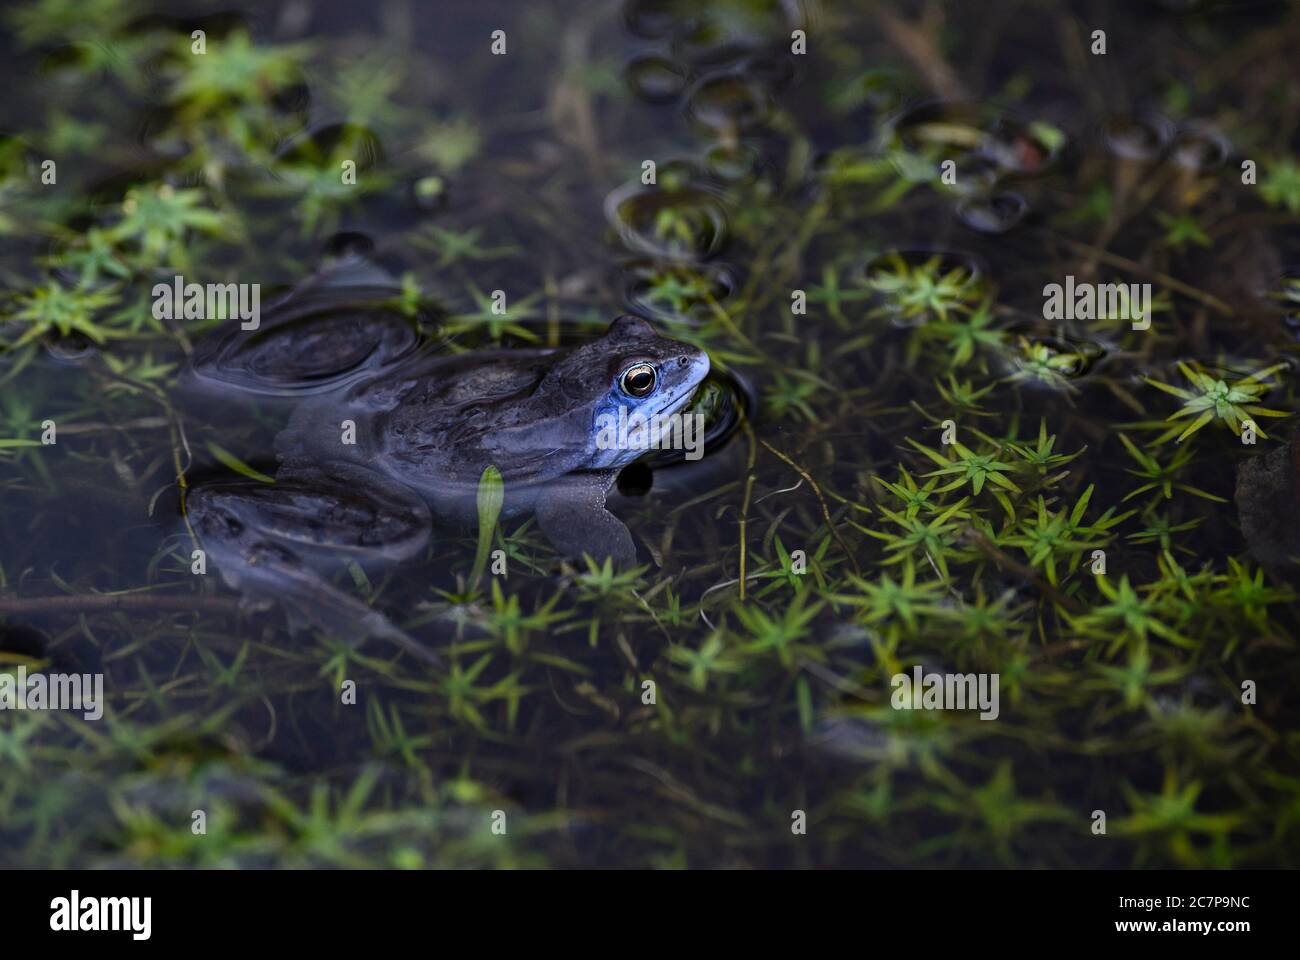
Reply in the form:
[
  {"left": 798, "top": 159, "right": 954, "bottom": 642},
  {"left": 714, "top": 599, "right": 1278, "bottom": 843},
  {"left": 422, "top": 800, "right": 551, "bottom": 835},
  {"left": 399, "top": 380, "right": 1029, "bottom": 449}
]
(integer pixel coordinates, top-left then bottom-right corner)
[
  {"left": 764, "top": 370, "right": 823, "bottom": 422},
  {"left": 999, "top": 485, "right": 1133, "bottom": 586},
  {"left": 1007, "top": 337, "right": 1089, "bottom": 393},
  {"left": 865, "top": 253, "right": 985, "bottom": 324},
  {"left": 1007, "top": 419, "right": 1086, "bottom": 479},
  {"left": 1144, "top": 361, "right": 1289, "bottom": 442},
  {"left": 46, "top": 228, "right": 132, "bottom": 288},
  {"left": 806, "top": 264, "right": 872, "bottom": 328},
  {"left": 1117, "top": 433, "right": 1227, "bottom": 503},
  {"left": 833, "top": 559, "right": 949, "bottom": 649},
  {"left": 7, "top": 280, "right": 120, "bottom": 346},
  {"left": 109, "top": 184, "right": 228, "bottom": 267},
  {"left": 866, "top": 497, "right": 972, "bottom": 580},
  {"left": 1260, "top": 157, "right": 1300, "bottom": 214},
  {"left": 411, "top": 225, "right": 521, "bottom": 270},
  {"left": 907, "top": 435, "right": 1021, "bottom": 500},
  {"left": 1113, "top": 767, "right": 1248, "bottom": 868},
  {"left": 169, "top": 31, "right": 309, "bottom": 118},
  {"left": 922, "top": 298, "right": 1006, "bottom": 368},
  {"left": 6, "top": 0, "right": 140, "bottom": 47},
  {"left": 1067, "top": 574, "right": 1190, "bottom": 655},
  {"left": 1154, "top": 211, "right": 1211, "bottom": 251}
]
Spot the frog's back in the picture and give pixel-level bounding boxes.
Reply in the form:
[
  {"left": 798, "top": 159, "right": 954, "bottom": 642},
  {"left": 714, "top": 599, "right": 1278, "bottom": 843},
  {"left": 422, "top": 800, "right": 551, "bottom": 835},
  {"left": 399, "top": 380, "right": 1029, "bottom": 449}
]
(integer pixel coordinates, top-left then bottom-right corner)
[{"left": 275, "top": 346, "right": 587, "bottom": 506}]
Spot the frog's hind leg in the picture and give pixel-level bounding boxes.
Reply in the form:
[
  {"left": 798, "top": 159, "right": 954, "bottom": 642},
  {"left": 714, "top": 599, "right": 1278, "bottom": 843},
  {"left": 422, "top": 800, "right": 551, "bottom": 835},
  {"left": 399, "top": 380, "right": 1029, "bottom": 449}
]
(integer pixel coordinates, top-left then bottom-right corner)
[
  {"left": 187, "top": 469, "right": 439, "bottom": 665},
  {"left": 533, "top": 471, "right": 637, "bottom": 568}
]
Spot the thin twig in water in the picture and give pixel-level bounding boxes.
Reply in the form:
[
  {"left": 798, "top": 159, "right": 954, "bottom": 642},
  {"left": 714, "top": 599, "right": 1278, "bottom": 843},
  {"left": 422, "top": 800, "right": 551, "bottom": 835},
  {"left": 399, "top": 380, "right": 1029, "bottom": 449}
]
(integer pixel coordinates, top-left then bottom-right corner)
[
  {"left": 0, "top": 593, "right": 243, "bottom": 616},
  {"left": 738, "top": 416, "right": 759, "bottom": 600},
  {"left": 958, "top": 526, "right": 1085, "bottom": 615},
  {"left": 757, "top": 438, "right": 861, "bottom": 576}
]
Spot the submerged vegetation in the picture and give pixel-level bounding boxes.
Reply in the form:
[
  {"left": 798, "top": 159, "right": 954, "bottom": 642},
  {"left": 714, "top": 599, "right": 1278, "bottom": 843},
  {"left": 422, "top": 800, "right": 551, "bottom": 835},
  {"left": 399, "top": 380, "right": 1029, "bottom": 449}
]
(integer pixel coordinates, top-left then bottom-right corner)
[{"left": 2, "top": 0, "right": 1300, "bottom": 868}]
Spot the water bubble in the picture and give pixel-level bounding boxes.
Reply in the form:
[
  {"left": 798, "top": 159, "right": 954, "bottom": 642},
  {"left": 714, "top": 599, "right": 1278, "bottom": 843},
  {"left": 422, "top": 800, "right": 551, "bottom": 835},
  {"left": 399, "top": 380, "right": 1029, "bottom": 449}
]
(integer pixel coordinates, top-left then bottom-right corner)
[
  {"left": 43, "top": 332, "right": 99, "bottom": 366},
  {"left": 978, "top": 118, "right": 1066, "bottom": 176},
  {"left": 955, "top": 190, "right": 1029, "bottom": 234},
  {"left": 885, "top": 101, "right": 986, "bottom": 180},
  {"left": 685, "top": 70, "right": 772, "bottom": 134},
  {"left": 410, "top": 175, "right": 448, "bottom": 211},
  {"left": 625, "top": 55, "right": 689, "bottom": 103},
  {"left": 703, "top": 140, "right": 763, "bottom": 181},
  {"left": 622, "top": 0, "right": 684, "bottom": 39},
  {"left": 323, "top": 232, "right": 376, "bottom": 259},
  {"left": 999, "top": 322, "right": 1108, "bottom": 388},
  {"left": 1170, "top": 122, "right": 1229, "bottom": 172},
  {"left": 605, "top": 172, "right": 729, "bottom": 261},
  {"left": 735, "top": 50, "right": 797, "bottom": 93},
  {"left": 882, "top": 101, "right": 1065, "bottom": 184},
  {"left": 1259, "top": 268, "right": 1300, "bottom": 338},
  {"left": 670, "top": 3, "right": 801, "bottom": 66},
  {"left": 1101, "top": 112, "right": 1174, "bottom": 162}
]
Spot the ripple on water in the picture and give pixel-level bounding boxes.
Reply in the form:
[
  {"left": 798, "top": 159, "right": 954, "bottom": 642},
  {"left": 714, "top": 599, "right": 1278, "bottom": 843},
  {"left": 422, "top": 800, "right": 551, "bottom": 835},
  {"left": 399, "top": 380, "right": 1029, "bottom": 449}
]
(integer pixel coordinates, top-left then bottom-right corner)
[
  {"left": 605, "top": 163, "right": 730, "bottom": 261},
  {"left": 1171, "top": 122, "right": 1230, "bottom": 173},
  {"left": 634, "top": 365, "right": 753, "bottom": 471},
  {"left": 883, "top": 101, "right": 1067, "bottom": 183},
  {"left": 955, "top": 190, "right": 1029, "bottom": 234},
  {"left": 1100, "top": 111, "right": 1175, "bottom": 162},
  {"left": 276, "top": 122, "right": 385, "bottom": 171},
  {"left": 623, "top": 257, "right": 739, "bottom": 324},
  {"left": 622, "top": 0, "right": 682, "bottom": 40},
  {"left": 997, "top": 318, "right": 1109, "bottom": 389},
  {"left": 181, "top": 276, "right": 425, "bottom": 399},
  {"left": 625, "top": 55, "right": 690, "bottom": 104},
  {"left": 667, "top": 1, "right": 803, "bottom": 68},
  {"left": 42, "top": 332, "right": 100, "bottom": 367},
  {"left": 1257, "top": 267, "right": 1300, "bottom": 339},
  {"left": 684, "top": 69, "right": 773, "bottom": 135}
]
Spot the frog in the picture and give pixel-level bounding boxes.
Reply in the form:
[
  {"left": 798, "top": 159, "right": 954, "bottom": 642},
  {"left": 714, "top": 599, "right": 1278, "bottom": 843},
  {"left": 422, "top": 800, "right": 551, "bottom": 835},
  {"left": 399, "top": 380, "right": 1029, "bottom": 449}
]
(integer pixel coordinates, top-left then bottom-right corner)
[{"left": 182, "top": 258, "right": 710, "bottom": 661}]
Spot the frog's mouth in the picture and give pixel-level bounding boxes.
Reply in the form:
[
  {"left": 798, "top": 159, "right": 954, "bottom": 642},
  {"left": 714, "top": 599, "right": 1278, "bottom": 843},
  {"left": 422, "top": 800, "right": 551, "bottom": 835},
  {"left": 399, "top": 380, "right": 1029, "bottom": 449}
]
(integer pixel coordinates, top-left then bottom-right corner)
[{"left": 650, "top": 352, "right": 711, "bottom": 420}]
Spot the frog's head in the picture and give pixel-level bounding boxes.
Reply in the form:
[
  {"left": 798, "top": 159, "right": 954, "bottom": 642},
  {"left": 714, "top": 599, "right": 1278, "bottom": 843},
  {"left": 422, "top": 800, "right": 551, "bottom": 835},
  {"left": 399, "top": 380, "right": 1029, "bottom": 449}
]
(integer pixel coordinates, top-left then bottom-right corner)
[{"left": 540, "top": 315, "right": 711, "bottom": 470}]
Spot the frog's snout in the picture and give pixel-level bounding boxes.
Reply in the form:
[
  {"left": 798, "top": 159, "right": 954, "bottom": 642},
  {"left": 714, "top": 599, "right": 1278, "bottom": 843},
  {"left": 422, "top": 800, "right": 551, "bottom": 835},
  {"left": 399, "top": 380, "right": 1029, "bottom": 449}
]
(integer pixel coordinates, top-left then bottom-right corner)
[{"left": 682, "top": 349, "right": 710, "bottom": 380}]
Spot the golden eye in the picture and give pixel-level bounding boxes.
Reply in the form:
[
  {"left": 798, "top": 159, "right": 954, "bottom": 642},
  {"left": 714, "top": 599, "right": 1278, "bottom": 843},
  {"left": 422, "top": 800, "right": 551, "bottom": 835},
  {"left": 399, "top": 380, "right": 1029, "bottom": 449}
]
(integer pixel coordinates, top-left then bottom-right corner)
[{"left": 620, "top": 363, "right": 657, "bottom": 398}]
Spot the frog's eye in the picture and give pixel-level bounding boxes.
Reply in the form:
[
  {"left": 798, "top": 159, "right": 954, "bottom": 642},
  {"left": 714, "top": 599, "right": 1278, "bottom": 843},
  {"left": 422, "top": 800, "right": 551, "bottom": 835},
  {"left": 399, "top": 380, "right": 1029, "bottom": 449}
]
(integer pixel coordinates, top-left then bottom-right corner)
[{"left": 620, "top": 363, "right": 658, "bottom": 398}]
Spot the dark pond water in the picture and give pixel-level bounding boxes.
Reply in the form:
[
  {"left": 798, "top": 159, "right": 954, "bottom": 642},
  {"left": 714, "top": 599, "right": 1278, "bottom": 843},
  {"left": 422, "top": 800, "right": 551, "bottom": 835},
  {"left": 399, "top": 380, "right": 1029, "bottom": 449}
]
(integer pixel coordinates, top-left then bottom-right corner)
[{"left": 2, "top": 0, "right": 1300, "bottom": 868}]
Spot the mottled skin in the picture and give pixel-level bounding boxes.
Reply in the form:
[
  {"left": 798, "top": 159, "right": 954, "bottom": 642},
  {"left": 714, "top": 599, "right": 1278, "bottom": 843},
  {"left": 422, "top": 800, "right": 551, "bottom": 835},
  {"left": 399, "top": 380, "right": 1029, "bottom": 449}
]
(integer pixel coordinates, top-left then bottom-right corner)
[{"left": 184, "top": 298, "right": 709, "bottom": 658}]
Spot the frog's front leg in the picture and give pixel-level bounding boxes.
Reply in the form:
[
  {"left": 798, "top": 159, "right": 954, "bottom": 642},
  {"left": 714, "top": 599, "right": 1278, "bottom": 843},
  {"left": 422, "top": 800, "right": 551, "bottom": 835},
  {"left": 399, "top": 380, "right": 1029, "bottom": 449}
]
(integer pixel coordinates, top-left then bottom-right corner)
[
  {"left": 188, "top": 463, "right": 439, "bottom": 664},
  {"left": 533, "top": 470, "right": 637, "bottom": 568}
]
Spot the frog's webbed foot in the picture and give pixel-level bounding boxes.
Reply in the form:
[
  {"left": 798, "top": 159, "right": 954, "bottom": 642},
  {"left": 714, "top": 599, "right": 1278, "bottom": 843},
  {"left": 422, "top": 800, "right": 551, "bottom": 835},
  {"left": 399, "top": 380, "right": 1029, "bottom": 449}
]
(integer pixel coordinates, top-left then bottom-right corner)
[
  {"left": 534, "top": 471, "right": 637, "bottom": 569},
  {"left": 188, "top": 469, "right": 439, "bottom": 665}
]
